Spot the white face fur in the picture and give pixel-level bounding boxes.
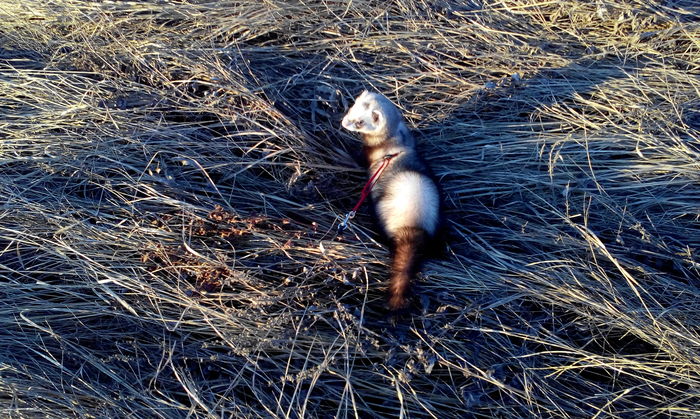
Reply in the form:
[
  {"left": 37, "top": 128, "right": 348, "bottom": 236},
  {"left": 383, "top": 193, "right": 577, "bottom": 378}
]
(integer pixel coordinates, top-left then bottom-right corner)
[{"left": 341, "top": 90, "right": 386, "bottom": 135}]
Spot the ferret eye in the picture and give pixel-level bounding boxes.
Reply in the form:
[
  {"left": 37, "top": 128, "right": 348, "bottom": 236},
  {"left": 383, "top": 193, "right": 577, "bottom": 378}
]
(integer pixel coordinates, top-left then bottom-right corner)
[{"left": 355, "top": 121, "right": 364, "bottom": 128}]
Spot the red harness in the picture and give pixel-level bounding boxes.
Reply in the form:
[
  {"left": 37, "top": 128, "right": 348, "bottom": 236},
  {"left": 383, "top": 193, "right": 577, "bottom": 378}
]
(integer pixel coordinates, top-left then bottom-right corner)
[{"left": 337, "top": 152, "right": 400, "bottom": 234}]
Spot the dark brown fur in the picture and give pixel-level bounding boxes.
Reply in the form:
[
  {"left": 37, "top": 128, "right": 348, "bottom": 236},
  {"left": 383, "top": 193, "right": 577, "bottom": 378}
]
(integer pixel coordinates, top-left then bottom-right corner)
[
  {"left": 388, "top": 226, "right": 426, "bottom": 310},
  {"left": 362, "top": 143, "right": 384, "bottom": 162}
]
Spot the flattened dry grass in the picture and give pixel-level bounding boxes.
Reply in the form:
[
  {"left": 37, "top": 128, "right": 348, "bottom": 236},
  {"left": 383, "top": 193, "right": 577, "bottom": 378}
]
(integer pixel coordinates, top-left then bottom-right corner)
[{"left": 1, "top": 0, "right": 700, "bottom": 417}]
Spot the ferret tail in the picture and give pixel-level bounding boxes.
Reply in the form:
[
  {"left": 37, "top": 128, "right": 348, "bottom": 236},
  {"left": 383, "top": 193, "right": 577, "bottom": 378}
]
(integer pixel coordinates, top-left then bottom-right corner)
[{"left": 388, "top": 226, "right": 426, "bottom": 310}]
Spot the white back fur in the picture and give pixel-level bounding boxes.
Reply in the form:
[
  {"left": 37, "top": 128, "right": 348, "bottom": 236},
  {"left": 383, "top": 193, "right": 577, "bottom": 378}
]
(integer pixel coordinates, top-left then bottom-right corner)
[{"left": 376, "top": 171, "right": 439, "bottom": 236}]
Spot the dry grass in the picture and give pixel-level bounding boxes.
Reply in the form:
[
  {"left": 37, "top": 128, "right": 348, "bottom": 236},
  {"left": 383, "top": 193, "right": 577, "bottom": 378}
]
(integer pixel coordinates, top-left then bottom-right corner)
[{"left": 1, "top": 0, "right": 700, "bottom": 417}]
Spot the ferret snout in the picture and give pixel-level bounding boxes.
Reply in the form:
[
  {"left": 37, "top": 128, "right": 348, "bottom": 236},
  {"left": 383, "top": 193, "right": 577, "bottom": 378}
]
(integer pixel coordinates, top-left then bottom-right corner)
[{"left": 342, "top": 116, "right": 361, "bottom": 131}]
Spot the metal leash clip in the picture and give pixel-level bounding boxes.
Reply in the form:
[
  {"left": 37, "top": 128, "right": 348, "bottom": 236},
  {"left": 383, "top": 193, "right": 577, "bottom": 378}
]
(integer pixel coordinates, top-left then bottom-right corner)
[{"left": 337, "top": 211, "right": 356, "bottom": 235}]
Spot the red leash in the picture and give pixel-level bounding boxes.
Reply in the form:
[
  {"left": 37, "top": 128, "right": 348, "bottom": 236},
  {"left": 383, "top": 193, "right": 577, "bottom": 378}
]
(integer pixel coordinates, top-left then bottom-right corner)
[{"left": 338, "top": 152, "right": 400, "bottom": 234}]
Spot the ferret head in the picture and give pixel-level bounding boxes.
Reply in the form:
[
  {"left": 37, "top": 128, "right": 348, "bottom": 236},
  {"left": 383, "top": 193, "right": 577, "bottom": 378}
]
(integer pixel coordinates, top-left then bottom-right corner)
[{"left": 341, "top": 90, "right": 401, "bottom": 140}]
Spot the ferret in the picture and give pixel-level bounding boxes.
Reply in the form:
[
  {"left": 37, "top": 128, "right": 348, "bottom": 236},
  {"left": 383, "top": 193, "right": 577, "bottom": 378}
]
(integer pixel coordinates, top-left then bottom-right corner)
[{"left": 341, "top": 90, "right": 440, "bottom": 310}]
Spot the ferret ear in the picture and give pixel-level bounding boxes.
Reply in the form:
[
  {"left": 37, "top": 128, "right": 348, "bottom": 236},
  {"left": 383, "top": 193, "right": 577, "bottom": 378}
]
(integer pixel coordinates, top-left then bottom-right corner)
[
  {"left": 371, "top": 110, "right": 381, "bottom": 124},
  {"left": 360, "top": 89, "right": 369, "bottom": 97}
]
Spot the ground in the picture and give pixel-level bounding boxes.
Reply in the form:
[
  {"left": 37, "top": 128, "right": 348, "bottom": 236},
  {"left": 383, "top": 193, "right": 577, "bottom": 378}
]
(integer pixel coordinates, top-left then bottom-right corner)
[{"left": 1, "top": 1, "right": 699, "bottom": 417}]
